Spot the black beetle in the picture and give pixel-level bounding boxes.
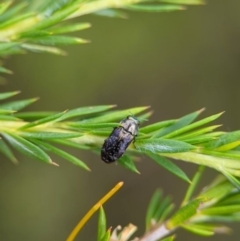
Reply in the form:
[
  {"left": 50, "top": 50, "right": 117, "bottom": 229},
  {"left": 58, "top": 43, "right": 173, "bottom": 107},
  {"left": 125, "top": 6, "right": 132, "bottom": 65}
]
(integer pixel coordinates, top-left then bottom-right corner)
[{"left": 101, "top": 116, "right": 140, "bottom": 163}]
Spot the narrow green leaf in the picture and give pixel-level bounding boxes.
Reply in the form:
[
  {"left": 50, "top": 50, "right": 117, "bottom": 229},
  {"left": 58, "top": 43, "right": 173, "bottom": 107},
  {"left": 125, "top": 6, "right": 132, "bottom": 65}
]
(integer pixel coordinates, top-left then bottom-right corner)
[
  {"left": 181, "top": 223, "right": 214, "bottom": 236},
  {"left": 100, "top": 229, "right": 111, "bottom": 241},
  {"left": 206, "top": 130, "right": 240, "bottom": 150},
  {"left": 0, "top": 45, "right": 23, "bottom": 56},
  {"left": 160, "top": 203, "right": 175, "bottom": 223},
  {"left": 50, "top": 22, "right": 91, "bottom": 34},
  {"left": 0, "top": 12, "right": 34, "bottom": 29},
  {"left": 202, "top": 149, "right": 240, "bottom": 161},
  {"left": 0, "top": 96, "right": 16, "bottom": 107},
  {"left": 118, "top": 155, "right": 140, "bottom": 174},
  {"left": 41, "top": 0, "right": 74, "bottom": 16},
  {"left": 0, "top": 139, "right": 18, "bottom": 163},
  {"left": 154, "top": 196, "right": 173, "bottom": 221},
  {"left": 183, "top": 132, "right": 224, "bottom": 145},
  {"left": 49, "top": 138, "right": 91, "bottom": 150},
  {"left": 146, "top": 189, "right": 162, "bottom": 230},
  {"left": 2, "top": 132, "right": 52, "bottom": 164},
  {"left": 199, "top": 180, "right": 234, "bottom": 202},
  {"left": 0, "top": 66, "right": 13, "bottom": 74},
  {"left": 153, "top": 109, "right": 203, "bottom": 138},
  {"left": 20, "top": 30, "right": 52, "bottom": 38},
  {"left": 98, "top": 207, "right": 106, "bottom": 241},
  {"left": 202, "top": 205, "right": 240, "bottom": 215},
  {"left": 163, "top": 112, "right": 223, "bottom": 139},
  {"left": 0, "top": 114, "right": 20, "bottom": 120},
  {"left": 160, "top": 0, "right": 205, "bottom": 5},
  {"left": 95, "top": 9, "right": 127, "bottom": 18},
  {"left": 0, "top": 1, "right": 12, "bottom": 16},
  {"left": 124, "top": 4, "right": 185, "bottom": 12},
  {"left": 60, "top": 105, "right": 116, "bottom": 121},
  {"left": 167, "top": 199, "right": 202, "bottom": 229},
  {"left": 164, "top": 151, "right": 240, "bottom": 173},
  {"left": 176, "top": 125, "right": 221, "bottom": 141},
  {"left": 136, "top": 139, "right": 195, "bottom": 153},
  {"left": 32, "top": 139, "right": 90, "bottom": 171},
  {"left": 182, "top": 166, "right": 205, "bottom": 205},
  {"left": 137, "top": 110, "right": 153, "bottom": 123},
  {"left": 0, "top": 109, "right": 15, "bottom": 114},
  {"left": 33, "top": 4, "right": 79, "bottom": 30},
  {"left": 201, "top": 214, "right": 240, "bottom": 222},
  {"left": 15, "top": 111, "right": 57, "bottom": 119},
  {"left": 0, "top": 42, "right": 20, "bottom": 52},
  {"left": 20, "top": 131, "right": 82, "bottom": 140},
  {"left": 0, "top": 97, "right": 38, "bottom": 111},
  {"left": 140, "top": 119, "right": 176, "bottom": 134},
  {"left": 194, "top": 175, "right": 224, "bottom": 193},
  {"left": 31, "top": 35, "right": 89, "bottom": 45},
  {"left": 22, "top": 43, "right": 66, "bottom": 55},
  {"left": 69, "top": 122, "right": 118, "bottom": 129},
  {"left": 19, "top": 111, "right": 67, "bottom": 129},
  {"left": 161, "top": 235, "right": 175, "bottom": 241},
  {"left": 217, "top": 193, "right": 240, "bottom": 206},
  {"left": 0, "top": 2, "right": 27, "bottom": 22},
  {"left": 90, "top": 129, "right": 112, "bottom": 137},
  {"left": 84, "top": 106, "right": 149, "bottom": 123},
  {"left": 147, "top": 152, "right": 191, "bottom": 183},
  {"left": 221, "top": 171, "right": 240, "bottom": 190}
]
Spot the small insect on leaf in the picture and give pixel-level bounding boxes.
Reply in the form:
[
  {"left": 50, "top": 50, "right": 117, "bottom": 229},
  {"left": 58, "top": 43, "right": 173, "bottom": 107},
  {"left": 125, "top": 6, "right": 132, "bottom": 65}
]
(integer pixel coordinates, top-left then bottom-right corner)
[{"left": 101, "top": 116, "right": 140, "bottom": 163}]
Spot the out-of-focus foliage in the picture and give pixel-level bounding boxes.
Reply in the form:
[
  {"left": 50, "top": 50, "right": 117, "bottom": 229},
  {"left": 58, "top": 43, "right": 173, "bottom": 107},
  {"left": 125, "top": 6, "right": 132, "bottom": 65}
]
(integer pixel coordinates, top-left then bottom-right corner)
[{"left": 0, "top": 0, "right": 205, "bottom": 74}]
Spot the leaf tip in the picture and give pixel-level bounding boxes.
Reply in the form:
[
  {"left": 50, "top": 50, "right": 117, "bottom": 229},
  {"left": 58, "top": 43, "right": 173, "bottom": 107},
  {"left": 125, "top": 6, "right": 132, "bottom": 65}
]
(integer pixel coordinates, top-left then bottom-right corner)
[
  {"left": 197, "top": 107, "right": 206, "bottom": 114},
  {"left": 144, "top": 105, "right": 151, "bottom": 110},
  {"left": 180, "top": 6, "right": 187, "bottom": 10},
  {"left": 15, "top": 90, "right": 21, "bottom": 95},
  {"left": 51, "top": 161, "right": 59, "bottom": 167},
  {"left": 110, "top": 104, "right": 117, "bottom": 108},
  {"left": 12, "top": 158, "right": 19, "bottom": 165},
  {"left": 214, "top": 226, "right": 232, "bottom": 234},
  {"left": 32, "top": 97, "right": 40, "bottom": 103},
  {"left": 219, "top": 111, "right": 225, "bottom": 116},
  {"left": 78, "top": 38, "right": 90, "bottom": 44}
]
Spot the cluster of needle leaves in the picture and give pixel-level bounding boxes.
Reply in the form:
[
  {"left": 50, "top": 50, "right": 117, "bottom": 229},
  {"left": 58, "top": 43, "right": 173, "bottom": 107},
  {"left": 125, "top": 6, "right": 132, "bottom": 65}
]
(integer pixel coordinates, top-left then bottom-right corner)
[
  {"left": 0, "top": 92, "right": 240, "bottom": 188},
  {"left": 95, "top": 169, "right": 240, "bottom": 241},
  {"left": 0, "top": 0, "right": 205, "bottom": 75},
  {"left": 1, "top": 91, "right": 240, "bottom": 190}
]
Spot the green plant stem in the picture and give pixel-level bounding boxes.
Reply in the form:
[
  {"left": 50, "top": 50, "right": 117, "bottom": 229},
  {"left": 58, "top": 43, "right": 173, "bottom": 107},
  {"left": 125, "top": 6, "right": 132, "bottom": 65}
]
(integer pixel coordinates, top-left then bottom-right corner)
[
  {"left": 163, "top": 152, "right": 240, "bottom": 174},
  {"left": 68, "top": 0, "right": 143, "bottom": 19},
  {"left": 137, "top": 223, "right": 175, "bottom": 241}
]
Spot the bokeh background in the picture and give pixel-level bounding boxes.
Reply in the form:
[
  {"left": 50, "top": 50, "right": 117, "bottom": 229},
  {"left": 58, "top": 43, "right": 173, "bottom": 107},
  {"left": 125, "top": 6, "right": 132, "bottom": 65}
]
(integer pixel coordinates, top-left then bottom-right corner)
[{"left": 1, "top": 0, "right": 240, "bottom": 240}]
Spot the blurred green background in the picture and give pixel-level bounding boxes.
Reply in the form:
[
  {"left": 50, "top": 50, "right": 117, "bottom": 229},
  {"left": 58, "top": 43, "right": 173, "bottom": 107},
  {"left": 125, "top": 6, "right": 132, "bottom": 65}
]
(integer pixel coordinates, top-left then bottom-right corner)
[{"left": 1, "top": 0, "right": 240, "bottom": 240}]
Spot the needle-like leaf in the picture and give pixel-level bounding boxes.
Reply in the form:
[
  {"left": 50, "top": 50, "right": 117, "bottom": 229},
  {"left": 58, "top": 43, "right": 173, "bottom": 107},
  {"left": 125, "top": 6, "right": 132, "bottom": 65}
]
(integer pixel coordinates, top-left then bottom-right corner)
[{"left": 2, "top": 132, "right": 53, "bottom": 164}]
